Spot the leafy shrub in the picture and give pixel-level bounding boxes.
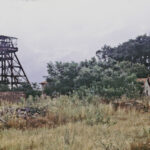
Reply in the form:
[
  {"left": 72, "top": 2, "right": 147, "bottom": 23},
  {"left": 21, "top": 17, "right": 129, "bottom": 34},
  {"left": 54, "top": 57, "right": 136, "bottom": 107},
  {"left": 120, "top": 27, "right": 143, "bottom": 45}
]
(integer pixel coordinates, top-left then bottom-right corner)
[
  {"left": 14, "top": 83, "right": 41, "bottom": 98},
  {"left": 45, "top": 58, "right": 144, "bottom": 100}
]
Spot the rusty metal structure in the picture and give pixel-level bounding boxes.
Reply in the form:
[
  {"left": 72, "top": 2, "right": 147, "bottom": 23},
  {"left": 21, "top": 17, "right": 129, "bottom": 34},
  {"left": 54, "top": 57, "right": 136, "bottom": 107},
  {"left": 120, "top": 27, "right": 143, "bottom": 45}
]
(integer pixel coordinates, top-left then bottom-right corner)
[{"left": 0, "top": 35, "right": 30, "bottom": 89}]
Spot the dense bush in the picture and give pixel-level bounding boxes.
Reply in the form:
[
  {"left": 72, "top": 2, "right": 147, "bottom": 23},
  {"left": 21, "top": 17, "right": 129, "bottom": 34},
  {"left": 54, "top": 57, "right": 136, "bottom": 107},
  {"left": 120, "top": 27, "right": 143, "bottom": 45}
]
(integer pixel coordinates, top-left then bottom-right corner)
[
  {"left": 96, "top": 34, "right": 150, "bottom": 70},
  {"left": 45, "top": 34, "right": 150, "bottom": 100},
  {"left": 0, "top": 84, "right": 10, "bottom": 91},
  {"left": 14, "top": 83, "right": 41, "bottom": 98},
  {"left": 45, "top": 58, "right": 144, "bottom": 99}
]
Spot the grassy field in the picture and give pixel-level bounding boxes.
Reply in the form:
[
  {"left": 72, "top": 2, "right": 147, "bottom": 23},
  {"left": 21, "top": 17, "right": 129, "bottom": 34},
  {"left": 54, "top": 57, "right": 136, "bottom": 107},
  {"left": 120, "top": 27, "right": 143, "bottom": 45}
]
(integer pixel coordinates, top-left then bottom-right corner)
[{"left": 0, "top": 96, "right": 150, "bottom": 150}]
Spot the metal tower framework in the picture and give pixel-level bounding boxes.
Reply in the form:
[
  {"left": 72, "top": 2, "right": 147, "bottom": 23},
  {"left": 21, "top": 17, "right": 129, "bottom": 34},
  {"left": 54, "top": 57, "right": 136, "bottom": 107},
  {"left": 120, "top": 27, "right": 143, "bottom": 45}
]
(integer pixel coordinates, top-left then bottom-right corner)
[{"left": 0, "top": 35, "right": 30, "bottom": 89}]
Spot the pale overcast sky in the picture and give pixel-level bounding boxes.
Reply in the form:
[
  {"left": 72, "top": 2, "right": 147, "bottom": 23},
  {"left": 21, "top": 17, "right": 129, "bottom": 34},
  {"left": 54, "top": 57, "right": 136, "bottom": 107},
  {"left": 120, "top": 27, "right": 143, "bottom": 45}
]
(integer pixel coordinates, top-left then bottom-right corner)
[{"left": 0, "top": 0, "right": 150, "bottom": 82}]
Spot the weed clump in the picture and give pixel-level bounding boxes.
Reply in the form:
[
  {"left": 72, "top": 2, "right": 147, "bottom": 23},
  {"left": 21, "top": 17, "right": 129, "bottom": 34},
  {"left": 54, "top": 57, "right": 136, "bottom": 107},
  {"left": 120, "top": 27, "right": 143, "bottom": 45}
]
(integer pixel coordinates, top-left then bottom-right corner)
[{"left": 130, "top": 139, "right": 150, "bottom": 150}]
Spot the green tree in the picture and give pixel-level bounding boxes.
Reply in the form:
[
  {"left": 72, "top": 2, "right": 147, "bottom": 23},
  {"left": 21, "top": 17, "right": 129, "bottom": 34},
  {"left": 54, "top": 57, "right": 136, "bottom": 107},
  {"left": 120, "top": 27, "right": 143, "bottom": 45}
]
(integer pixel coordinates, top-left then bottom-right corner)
[
  {"left": 46, "top": 61, "right": 79, "bottom": 96},
  {"left": 46, "top": 58, "right": 143, "bottom": 99},
  {"left": 96, "top": 34, "right": 150, "bottom": 69}
]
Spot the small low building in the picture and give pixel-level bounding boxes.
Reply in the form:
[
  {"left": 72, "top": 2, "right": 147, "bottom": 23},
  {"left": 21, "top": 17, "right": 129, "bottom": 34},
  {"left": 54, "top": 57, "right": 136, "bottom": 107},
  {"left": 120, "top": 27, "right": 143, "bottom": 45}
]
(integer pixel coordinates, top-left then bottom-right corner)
[
  {"left": 137, "top": 77, "right": 150, "bottom": 96},
  {"left": 40, "top": 81, "right": 47, "bottom": 95}
]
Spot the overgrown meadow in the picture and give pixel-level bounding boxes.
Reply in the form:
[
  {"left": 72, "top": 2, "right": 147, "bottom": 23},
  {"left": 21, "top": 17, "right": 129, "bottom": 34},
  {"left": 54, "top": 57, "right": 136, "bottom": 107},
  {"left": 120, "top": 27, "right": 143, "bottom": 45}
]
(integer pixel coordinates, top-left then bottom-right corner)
[
  {"left": 0, "top": 96, "right": 150, "bottom": 150},
  {"left": 1, "top": 35, "right": 150, "bottom": 150}
]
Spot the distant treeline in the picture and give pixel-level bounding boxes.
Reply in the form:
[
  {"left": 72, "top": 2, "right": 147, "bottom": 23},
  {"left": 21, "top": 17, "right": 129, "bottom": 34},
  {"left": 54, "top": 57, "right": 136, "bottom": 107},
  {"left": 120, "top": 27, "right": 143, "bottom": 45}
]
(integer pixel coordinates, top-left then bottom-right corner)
[{"left": 45, "top": 34, "right": 150, "bottom": 100}]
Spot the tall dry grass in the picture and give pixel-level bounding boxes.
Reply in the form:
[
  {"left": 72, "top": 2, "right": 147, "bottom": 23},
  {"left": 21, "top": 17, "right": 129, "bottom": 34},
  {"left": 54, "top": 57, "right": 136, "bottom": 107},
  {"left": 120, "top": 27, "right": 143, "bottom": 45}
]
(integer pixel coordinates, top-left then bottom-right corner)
[{"left": 0, "top": 96, "right": 149, "bottom": 149}]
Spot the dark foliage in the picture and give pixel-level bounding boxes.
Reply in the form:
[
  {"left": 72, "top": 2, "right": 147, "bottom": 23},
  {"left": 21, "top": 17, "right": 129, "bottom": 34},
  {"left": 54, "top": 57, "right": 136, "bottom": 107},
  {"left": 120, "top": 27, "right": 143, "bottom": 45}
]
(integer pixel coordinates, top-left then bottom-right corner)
[
  {"left": 45, "top": 58, "right": 143, "bottom": 99},
  {"left": 14, "top": 83, "right": 41, "bottom": 98},
  {"left": 0, "top": 84, "right": 10, "bottom": 91},
  {"left": 96, "top": 34, "right": 150, "bottom": 71}
]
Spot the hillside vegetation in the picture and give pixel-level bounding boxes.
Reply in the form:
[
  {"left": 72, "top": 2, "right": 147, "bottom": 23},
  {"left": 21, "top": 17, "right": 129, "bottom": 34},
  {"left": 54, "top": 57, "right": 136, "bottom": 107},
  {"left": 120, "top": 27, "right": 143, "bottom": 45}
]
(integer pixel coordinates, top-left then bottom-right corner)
[{"left": 45, "top": 35, "right": 150, "bottom": 100}]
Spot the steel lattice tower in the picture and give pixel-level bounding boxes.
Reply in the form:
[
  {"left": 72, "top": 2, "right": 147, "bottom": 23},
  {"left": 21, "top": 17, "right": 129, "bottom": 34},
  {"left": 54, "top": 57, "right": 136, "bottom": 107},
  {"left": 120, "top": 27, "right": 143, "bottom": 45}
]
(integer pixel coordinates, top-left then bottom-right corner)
[{"left": 0, "top": 35, "right": 30, "bottom": 89}]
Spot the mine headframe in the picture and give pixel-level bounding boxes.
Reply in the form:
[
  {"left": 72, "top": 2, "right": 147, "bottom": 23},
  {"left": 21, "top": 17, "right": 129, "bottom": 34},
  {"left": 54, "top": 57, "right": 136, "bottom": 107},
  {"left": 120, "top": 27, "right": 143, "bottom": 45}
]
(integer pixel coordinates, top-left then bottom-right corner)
[{"left": 0, "top": 35, "right": 30, "bottom": 89}]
